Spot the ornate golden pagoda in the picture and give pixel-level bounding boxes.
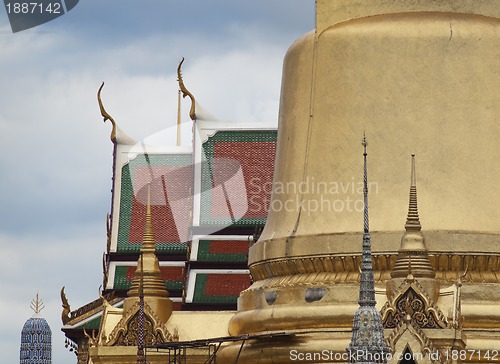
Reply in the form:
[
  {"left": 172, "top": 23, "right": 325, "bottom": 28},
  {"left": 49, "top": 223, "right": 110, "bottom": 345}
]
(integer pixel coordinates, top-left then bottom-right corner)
[
  {"left": 122, "top": 184, "right": 173, "bottom": 324},
  {"left": 381, "top": 156, "right": 465, "bottom": 363},
  {"left": 87, "top": 185, "right": 178, "bottom": 364}
]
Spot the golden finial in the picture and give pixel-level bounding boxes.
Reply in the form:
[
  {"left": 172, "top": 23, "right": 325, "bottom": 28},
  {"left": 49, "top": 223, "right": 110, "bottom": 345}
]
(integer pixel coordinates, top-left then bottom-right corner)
[
  {"left": 61, "top": 287, "right": 71, "bottom": 324},
  {"left": 97, "top": 82, "right": 117, "bottom": 143},
  {"left": 177, "top": 57, "right": 196, "bottom": 121},
  {"left": 31, "top": 292, "right": 45, "bottom": 316}
]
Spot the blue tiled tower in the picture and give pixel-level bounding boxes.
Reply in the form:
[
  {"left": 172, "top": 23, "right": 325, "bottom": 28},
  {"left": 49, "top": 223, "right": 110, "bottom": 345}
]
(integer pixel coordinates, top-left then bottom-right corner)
[{"left": 20, "top": 294, "right": 52, "bottom": 364}]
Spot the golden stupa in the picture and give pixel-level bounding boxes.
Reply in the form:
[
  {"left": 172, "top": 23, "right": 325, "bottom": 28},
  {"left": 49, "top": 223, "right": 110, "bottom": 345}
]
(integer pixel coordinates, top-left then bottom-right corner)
[{"left": 221, "top": 0, "right": 500, "bottom": 362}]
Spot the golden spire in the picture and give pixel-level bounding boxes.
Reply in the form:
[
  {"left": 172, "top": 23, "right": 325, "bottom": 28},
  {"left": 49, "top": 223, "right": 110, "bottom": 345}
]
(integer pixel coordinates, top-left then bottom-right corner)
[
  {"left": 31, "top": 292, "right": 45, "bottom": 316},
  {"left": 404, "top": 154, "right": 422, "bottom": 232},
  {"left": 127, "top": 184, "right": 169, "bottom": 299},
  {"left": 123, "top": 183, "right": 173, "bottom": 323},
  {"left": 177, "top": 57, "right": 196, "bottom": 121},
  {"left": 391, "top": 154, "right": 435, "bottom": 279}
]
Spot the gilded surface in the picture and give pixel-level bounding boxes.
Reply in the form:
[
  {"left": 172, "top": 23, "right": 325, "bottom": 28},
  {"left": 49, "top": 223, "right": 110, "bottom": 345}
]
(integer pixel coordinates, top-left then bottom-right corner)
[
  {"left": 104, "top": 301, "right": 175, "bottom": 347},
  {"left": 223, "top": 1, "right": 500, "bottom": 363},
  {"left": 382, "top": 285, "right": 448, "bottom": 330},
  {"left": 253, "top": 12, "right": 500, "bottom": 264},
  {"left": 249, "top": 253, "right": 500, "bottom": 283}
]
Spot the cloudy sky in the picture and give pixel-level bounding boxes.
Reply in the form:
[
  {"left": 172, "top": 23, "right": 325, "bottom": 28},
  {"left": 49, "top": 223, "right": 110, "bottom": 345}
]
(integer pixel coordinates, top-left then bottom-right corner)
[{"left": 0, "top": 1, "right": 314, "bottom": 362}]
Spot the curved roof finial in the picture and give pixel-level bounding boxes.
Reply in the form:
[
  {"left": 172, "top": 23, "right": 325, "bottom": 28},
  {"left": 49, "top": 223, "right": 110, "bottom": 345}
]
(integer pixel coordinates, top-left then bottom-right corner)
[
  {"left": 177, "top": 57, "right": 196, "bottom": 121},
  {"left": 97, "top": 82, "right": 117, "bottom": 143},
  {"left": 61, "top": 287, "right": 71, "bottom": 324}
]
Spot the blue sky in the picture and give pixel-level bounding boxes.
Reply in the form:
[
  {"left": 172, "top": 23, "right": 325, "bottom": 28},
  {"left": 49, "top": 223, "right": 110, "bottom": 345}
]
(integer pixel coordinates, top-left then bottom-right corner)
[{"left": 0, "top": 1, "right": 314, "bottom": 362}]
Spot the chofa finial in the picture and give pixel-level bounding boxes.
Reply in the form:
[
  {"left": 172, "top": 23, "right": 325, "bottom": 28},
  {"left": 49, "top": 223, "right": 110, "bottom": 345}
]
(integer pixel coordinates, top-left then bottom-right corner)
[
  {"left": 177, "top": 57, "right": 196, "bottom": 121},
  {"left": 97, "top": 82, "right": 117, "bottom": 144}
]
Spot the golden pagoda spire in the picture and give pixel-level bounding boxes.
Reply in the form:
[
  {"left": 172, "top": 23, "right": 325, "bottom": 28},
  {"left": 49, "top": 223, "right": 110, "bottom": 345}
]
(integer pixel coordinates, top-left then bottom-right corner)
[
  {"left": 122, "top": 183, "right": 173, "bottom": 323},
  {"left": 391, "top": 154, "right": 435, "bottom": 279},
  {"left": 127, "top": 184, "right": 169, "bottom": 299},
  {"left": 404, "top": 154, "right": 421, "bottom": 232}
]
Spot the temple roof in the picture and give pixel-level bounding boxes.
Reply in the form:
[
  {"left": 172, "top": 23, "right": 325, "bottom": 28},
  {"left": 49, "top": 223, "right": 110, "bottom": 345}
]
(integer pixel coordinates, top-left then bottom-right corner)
[{"left": 63, "top": 77, "right": 277, "bottom": 349}]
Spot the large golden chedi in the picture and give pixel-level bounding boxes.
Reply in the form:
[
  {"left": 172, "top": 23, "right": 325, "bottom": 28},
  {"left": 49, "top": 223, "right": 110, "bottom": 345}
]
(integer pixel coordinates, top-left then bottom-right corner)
[{"left": 221, "top": 1, "right": 500, "bottom": 362}]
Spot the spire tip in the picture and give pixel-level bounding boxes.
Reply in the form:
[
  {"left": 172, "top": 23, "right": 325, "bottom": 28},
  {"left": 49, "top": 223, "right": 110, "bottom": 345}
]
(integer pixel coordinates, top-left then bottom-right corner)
[{"left": 405, "top": 154, "right": 421, "bottom": 231}]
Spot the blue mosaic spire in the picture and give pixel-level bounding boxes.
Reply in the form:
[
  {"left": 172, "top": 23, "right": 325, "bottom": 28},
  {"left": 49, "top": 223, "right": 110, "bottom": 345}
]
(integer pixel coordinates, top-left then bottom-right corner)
[
  {"left": 20, "top": 293, "right": 52, "bottom": 364},
  {"left": 347, "top": 134, "right": 390, "bottom": 364}
]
